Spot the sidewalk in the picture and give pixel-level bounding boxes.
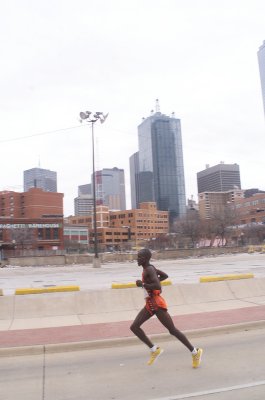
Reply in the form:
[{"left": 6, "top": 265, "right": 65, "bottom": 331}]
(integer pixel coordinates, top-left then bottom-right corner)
[{"left": 1, "top": 305, "right": 265, "bottom": 356}]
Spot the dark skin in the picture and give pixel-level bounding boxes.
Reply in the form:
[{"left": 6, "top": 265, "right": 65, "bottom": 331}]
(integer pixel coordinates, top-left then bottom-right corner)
[{"left": 130, "top": 249, "right": 194, "bottom": 351}]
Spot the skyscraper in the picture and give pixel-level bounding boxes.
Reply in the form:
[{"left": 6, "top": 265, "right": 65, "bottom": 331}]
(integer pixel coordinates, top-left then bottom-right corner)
[
  {"left": 74, "top": 195, "right": 94, "bottom": 216},
  {"left": 74, "top": 184, "right": 92, "bottom": 216},
  {"left": 133, "top": 104, "right": 186, "bottom": 224},
  {"left": 24, "top": 167, "right": 57, "bottom": 193},
  {"left": 197, "top": 163, "right": 241, "bottom": 194},
  {"left": 93, "top": 167, "right": 126, "bottom": 211},
  {"left": 78, "top": 184, "right": 91, "bottom": 196},
  {"left": 129, "top": 152, "right": 140, "bottom": 209},
  {"left": 258, "top": 40, "right": 265, "bottom": 116}
]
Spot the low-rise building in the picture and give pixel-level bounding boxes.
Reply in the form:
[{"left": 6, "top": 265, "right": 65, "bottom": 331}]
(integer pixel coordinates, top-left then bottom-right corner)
[
  {"left": 67, "top": 202, "right": 169, "bottom": 250},
  {"left": 63, "top": 225, "right": 89, "bottom": 252},
  {"left": 198, "top": 189, "right": 244, "bottom": 219},
  {"left": 0, "top": 188, "right": 64, "bottom": 255},
  {"left": 234, "top": 192, "right": 265, "bottom": 225},
  {"left": 0, "top": 217, "right": 64, "bottom": 255}
]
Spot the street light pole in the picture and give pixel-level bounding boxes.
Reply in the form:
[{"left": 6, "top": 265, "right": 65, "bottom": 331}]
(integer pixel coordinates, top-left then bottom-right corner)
[
  {"left": 91, "top": 120, "right": 99, "bottom": 262},
  {"left": 79, "top": 111, "right": 108, "bottom": 268}
]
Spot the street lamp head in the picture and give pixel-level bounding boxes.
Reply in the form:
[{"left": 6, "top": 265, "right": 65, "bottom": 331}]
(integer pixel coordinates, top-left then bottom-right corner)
[
  {"left": 100, "top": 113, "right": 109, "bottom": 124},
  {"left": 79, "top": 110, "right": 108, "bottom": 125},
  {"left": 80, "top": 112, "right": 88, "bottom": 120}
]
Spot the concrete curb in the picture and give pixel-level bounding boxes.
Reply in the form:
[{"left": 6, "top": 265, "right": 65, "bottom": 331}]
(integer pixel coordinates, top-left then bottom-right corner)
[{"left": 1, "top": 319, "right": 265, "bottom": 358}]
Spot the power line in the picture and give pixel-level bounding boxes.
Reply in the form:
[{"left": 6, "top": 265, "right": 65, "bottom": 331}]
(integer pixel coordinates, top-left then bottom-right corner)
[
  {"left": 0, "top": 124, "right": 83, "bottom": 143},
  {"left": 0, "top": 124, "right": 136, "bottom": 144}
]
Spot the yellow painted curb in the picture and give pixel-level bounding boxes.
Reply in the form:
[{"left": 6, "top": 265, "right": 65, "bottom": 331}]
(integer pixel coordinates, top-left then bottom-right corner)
[
  {"left": 200, "top": 273, "right": 254, "bottom": 283},
  {"left": 111, "top": 280, "right": 172, "bottom": 289},
  {"left": 15, "top": 285, "right": 80, "bottom": 295}
]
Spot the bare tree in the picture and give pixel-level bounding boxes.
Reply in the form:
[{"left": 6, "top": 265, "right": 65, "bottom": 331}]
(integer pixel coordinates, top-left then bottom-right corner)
[
  {"left": 241, "top": 224, "right": 265, "bottom": 245},
  {"left": 173, "top": 211, "right": 201, "bottom": 248},
  {"left": 208, "top": 206, "right": 239, "bottom": 245},
  {"left": 10, "top": 228, "right": 35, "bottom": 252}
]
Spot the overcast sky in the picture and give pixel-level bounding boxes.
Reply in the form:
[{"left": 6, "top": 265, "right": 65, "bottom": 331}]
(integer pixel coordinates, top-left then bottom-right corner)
[{"left": 0, "top": 0, "right": 265, "bottom": 216}]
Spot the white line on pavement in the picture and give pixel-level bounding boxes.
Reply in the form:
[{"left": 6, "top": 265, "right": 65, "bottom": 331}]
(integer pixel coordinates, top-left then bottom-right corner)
[{"left": 153, "top": 380, "right": 265, "bottom": 399}]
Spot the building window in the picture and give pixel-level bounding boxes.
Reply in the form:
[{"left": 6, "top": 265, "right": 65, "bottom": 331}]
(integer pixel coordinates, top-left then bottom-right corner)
[{"left": 53, "top": 228, "right": 59, "bottom": 239}]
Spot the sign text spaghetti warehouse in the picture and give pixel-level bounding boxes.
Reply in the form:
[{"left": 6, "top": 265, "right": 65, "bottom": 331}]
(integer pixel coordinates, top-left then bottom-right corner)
[{"left": 0, "top": 224, "right": 61, "bottom": 229}]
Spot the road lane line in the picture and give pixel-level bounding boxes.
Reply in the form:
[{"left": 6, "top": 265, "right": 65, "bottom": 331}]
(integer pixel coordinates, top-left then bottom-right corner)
[{"left": 154, "top": 380, "right": 265, "bottom": 399}]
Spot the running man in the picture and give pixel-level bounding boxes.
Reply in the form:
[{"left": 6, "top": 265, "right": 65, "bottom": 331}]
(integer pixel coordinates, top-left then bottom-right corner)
[{"left": 130, "top": 248, "right": 203, "bottom": 367}]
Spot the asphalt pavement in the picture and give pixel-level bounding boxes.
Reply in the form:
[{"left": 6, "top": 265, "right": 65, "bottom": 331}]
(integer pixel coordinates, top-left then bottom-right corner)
[{"left": 1, "top": 327, "right": 265, "bottom": 400}]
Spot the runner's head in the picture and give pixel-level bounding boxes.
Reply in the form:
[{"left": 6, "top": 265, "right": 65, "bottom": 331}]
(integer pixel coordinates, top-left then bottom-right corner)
[{"left": 137, "top": 248, "right": 152, "bottom": 266}]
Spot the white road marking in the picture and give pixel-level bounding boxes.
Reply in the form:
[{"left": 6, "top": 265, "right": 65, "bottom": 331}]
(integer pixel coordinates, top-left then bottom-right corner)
[{"left": 154, "top": 380, "right": 265, "bottom": 399}]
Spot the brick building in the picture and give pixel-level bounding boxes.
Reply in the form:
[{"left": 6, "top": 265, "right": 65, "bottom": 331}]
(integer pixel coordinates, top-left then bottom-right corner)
[
  {"left": 198, "top": 189, "right": 244, "bottom": 219},
  {"left": 67, "top": 202, "right": 169, "bottom": 250},
  {"left": 0, "top": 188, "right": 64, "bottom": 254},
  {"left": 234, "top": 192, "right": 265, "bottom": 225}
]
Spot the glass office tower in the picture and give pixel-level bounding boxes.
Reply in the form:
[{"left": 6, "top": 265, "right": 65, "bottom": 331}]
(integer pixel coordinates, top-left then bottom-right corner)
[
  {"left": 258, "top": 40, "right": 265, "bottom": 116},
  {"left": 92, "top": 167, "right": 126, "bottom": 211},
  {"left": 24, "top": 167, "right": 57, "bottom": 192},
  {"left": 137, "top": 111, "right": 186, "bottom": 224},
  {"left": 130, "top": 152, "right": 140, "bottom": 209}
]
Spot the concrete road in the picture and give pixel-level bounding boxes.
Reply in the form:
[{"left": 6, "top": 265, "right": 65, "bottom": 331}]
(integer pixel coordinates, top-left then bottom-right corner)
[
  {"left": 1, "top": 327, "right": 265, "bottom": 400},
  {"left": 1, "top": 252, "right": 265, "bottom": 295}
]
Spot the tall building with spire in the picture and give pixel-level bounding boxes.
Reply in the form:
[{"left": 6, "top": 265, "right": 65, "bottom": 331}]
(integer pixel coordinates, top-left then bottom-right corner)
[
  {"left": 131, "top": 101, "right": 186, "bottom": 224},
  {"left": 258, "top": 40, "right": 265, "bottom": 116},
  {"left": 24, "top": 167, "right": 57, "bottom": 193}
]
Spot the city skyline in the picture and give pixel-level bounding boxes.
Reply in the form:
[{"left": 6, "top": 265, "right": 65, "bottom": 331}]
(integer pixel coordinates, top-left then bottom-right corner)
[{"left": 0, "top": 1, "right": 265, "bottom": 216}]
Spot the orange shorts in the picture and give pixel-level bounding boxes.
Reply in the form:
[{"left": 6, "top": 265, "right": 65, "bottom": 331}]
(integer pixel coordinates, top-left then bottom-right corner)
[{"left": 145, "top": 292, "right": 168, "bottom": 315}]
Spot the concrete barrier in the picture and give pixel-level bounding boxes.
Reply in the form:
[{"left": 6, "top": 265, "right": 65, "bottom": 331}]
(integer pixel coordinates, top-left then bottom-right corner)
[
  {"left": 200, "top": 273, "right": 254, "bottom": 283},
  {"left": 0, "top": 296, "right": 14, "bottom": 319},
  {"left": 8, "top": 255, "right": 66, "bottom": 267},
  {"left": 1, "top": 278, "right": 265, "bottom": 326},
  {"left": 228, "top": 278, "right": 265, "bottom": 299},
  {"left": 6, "top": 246, "right": 249, "bottom": 267}
]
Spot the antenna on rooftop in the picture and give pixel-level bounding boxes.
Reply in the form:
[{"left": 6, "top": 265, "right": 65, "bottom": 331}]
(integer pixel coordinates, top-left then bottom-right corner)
[{"left": 155, "top": 98, "right": 160, "bottom": 113}]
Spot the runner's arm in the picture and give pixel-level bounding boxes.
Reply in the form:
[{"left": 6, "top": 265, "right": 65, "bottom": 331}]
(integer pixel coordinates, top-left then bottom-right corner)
[{"left": 155, "top": 268, "right": 168, "bottom": 281}]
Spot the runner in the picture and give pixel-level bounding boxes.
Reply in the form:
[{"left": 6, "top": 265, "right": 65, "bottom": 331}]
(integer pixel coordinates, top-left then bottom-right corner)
[{"left": 130, "top": 248, "right": 203, "bottom": 367}]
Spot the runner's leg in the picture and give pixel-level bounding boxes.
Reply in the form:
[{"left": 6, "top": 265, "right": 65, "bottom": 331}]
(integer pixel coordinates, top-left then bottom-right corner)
[
  {"left": 130, "top": 307, "right": 154, "bottom": 348},
  {"left": 155, "top": 308, "right": 194, "bottom": 351}
]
